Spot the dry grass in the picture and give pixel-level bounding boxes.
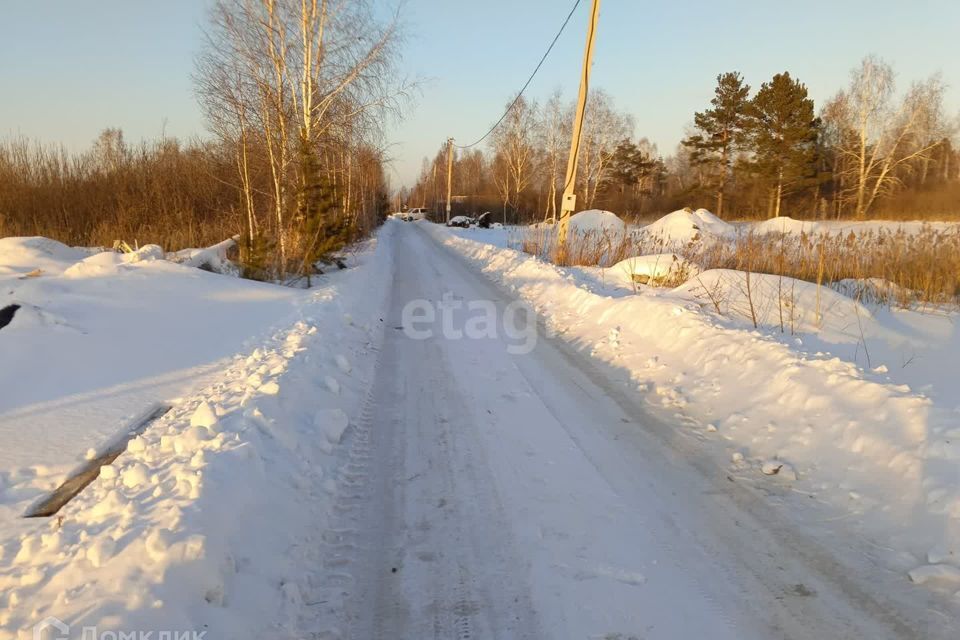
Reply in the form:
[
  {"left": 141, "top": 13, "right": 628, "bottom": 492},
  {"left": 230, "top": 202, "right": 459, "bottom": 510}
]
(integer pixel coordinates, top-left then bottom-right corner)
[
  {"left": 511, "top": 224, "right": 960, "bottom": 308},
  {"left": 0, "top": 136, "right": 241, "bottom": 250},
  {"left": 515, "top": 226, "right": 637, "bottom": 268}
]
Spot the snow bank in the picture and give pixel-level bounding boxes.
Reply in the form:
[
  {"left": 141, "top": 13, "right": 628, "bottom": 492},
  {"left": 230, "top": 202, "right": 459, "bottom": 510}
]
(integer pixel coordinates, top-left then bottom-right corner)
[
  {"left": 426, "top": 224, "right": 960, "bottom": 594},
  {"left": 675, "top": 269, "right": 875, "bottom": 335},
  {"left": 832, "top": 277, "right": 917, "bottom": 306},
  {"left": 0, "top": 227, "right": 395, "bottom": 636},
  {"left": 567, "top": 209, "right": 626, "bottom": 236},
  {"left": 642, "top": 208, "right": 734, "bottom": 243},
  {"left": 0, "top": 237, "right": 94, "bottom": 278},
  {"left": 751, "top": 216, "right": 818, "bottom": 235},
  {"left": 748, "top": 217, "right": 960, "bottom": 238},
  {"left": 0, "top": 246, "right": 307, "bottom": 487},
  {"left": 1, "top": 235, "right": 239, "bottom": 281},
  {"left": 62, "top": 250, "right": 151, "bottom": 278}
]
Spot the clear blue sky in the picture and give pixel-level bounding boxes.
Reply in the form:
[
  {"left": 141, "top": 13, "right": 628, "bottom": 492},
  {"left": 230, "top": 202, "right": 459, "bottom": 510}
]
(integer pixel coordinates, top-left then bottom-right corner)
[{"left": 2, "top": 1, "right": 958, "bottom": 190}]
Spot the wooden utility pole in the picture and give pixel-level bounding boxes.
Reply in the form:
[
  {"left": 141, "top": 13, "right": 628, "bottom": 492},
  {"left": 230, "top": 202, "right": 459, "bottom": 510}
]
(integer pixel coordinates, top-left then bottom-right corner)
[
  {"left": 557, "top": 0, "right": 601, "bottom": 255},
  {"left": 446, "top": 137, "right": 454, "bottom": 224}
]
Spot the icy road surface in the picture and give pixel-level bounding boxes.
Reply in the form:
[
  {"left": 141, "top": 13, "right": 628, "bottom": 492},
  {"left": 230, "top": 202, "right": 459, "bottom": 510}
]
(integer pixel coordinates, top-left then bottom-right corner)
[{"left": 308, "top": 223, "right": 927, "bottom": 640}]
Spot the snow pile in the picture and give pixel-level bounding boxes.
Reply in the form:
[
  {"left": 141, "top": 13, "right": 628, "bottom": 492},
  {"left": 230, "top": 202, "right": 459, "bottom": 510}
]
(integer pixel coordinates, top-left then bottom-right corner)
[
  {"left": 747, "top": 217, "right": 960, "bottom": 238},
  {"left": 833, "top": 277, "right": 916, "bottom": 306},
  {"left": 62, "top": 246, "right": 165, "bottom": 278},
  {"left": 0, "top": 245, "right": 306, "bottom": 486},
  {"left": 0, "top": 227, "right": 394, "bottom": 636},
  {"left": 446, "top": 224, "right": 512, "bottom": 249},
  {"left": 566, "top": 209, "right": 626, "bottom": 237},
  {"left": 0, "top": 237, "right": 94, "bottom": 278},
  {"left": 751, "top": 216, "right": 818, "bottom": 236},
  {"left": 427, "top": 224, "right": 960, "bottom": 596},
  {"left": 167, "top": 236, "right": 239, "bottom": 275},
  {"left": 675, "top": 269, "right": 875, "bottom": 335},
  {"left": 642, "top": 208, "right": 734, "bottom": 243},
  {"left": 610, "top": 253, "right": 699, "bottom": 287},
  {"left": 0, "top": 235, "right": 240, "bottom": 281}
]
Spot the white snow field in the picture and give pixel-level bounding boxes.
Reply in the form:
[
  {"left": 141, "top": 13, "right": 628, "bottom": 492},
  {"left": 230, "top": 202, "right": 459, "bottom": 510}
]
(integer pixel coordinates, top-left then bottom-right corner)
[
  {"left": 0, "top": 233, "right": 390, "bottom": 638},
  {"left": 0, "top": 237, "right": 305, "bottom": 518},
  {"left": 1, "top": 219, "right": 958, "bottom": 639}
]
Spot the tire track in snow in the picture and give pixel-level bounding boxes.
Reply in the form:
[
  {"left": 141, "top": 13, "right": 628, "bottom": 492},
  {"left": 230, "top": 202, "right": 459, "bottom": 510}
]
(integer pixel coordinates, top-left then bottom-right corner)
[
  {"left": 410, "top": 223, "right": 748, "bottom": 638},
  {"left": 297, "top": 286, "right": 389, "bottom": 639},
  {"left": 307, "top": 226, "right": 540, "bottom": 640}
]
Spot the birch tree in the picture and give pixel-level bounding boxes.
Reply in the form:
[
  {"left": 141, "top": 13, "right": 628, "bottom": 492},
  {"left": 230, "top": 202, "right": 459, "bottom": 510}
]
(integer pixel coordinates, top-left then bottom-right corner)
[
  {"left": 822, "top": 56, "right": 947, "bottom": 218},
  {"left": 579, "top": 90, "right": 633, "bottom": 209},
  {"left": 490, "top": 95, "right": 538, "bottom": 214},
  {"left": 196, "top": 0, "right": 408, "bottom": 274},
  {"left": 491, "top": 152, "right": 512, "bottom": 223},
  {"left": 536, "top": 89, "right": 570, "bottom": 221}
]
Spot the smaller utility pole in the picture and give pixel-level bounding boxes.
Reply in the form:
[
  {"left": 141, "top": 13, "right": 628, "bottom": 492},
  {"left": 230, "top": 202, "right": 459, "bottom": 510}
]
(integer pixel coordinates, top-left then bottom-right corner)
[
  {"left": 446, "top": 137, "right": 454, "bottom": 224},
  {"left": 557, "top": 0, "right": 601, "bottom": 256}
]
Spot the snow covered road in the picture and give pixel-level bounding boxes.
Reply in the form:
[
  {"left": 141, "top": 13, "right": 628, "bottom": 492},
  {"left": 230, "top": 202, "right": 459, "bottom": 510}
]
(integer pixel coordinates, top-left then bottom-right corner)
[
  {"left": 310, "top": 222, "right": 938, "bottom": 639},
  {"left": 2, "top": 223, "right": 953, "bottom": 638}
]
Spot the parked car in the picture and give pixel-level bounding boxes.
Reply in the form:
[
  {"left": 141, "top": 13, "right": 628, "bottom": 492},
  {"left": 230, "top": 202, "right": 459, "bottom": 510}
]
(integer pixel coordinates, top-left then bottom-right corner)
[{"left": 446, "top": 215, "right": 472, "bottom": 228}]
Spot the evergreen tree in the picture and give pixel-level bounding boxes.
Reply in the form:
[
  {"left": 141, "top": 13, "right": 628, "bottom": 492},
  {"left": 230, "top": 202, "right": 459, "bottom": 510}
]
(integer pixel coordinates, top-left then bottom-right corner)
[
  {"left": 297, "top": 140, "right": 354, "bottom": 284},
  {"left": 610, "top": 139, "right": 655, "bottom": 213},
  {"left": 239, "top": 232, "right": 277, "bottom": 282},
  {"left": 682, "top": 72, "right": 751, "bottom": 217},
  {"left": 747, "top": 72, "right": 820, "bottom": 218}
]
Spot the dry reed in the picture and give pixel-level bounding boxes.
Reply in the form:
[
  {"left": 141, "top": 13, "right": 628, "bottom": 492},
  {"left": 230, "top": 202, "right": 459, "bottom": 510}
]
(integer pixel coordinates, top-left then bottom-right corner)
[{"left": 511, "top": 224, "right": 960, "bottom": 308}]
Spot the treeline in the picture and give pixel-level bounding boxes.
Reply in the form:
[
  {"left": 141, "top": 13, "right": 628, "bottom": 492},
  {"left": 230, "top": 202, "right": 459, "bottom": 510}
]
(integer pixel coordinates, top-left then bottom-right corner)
[
  {"left": 0, "top": 0, "right": 407, "bottom": 278},
  {"left": 407, "top": 56, "right": 958, "bottom": 222},
  {"left": 0, "top": 132, "right": 240, "bottom": 247}
]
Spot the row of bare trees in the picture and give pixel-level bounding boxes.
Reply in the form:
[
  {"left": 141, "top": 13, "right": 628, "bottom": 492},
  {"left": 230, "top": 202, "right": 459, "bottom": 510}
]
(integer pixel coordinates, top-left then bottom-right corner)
[
  {"left": 406, "top": 89, "right": 635, "bottom": 224},
  {"left": 407, "top": 57, "right": 958, "bottom": 222},
  {"left": 820, "top": 56, "right": 952, "bottom": 219},
  {"left": 1, "top": 0, "right": 407, "bottom": 278}
]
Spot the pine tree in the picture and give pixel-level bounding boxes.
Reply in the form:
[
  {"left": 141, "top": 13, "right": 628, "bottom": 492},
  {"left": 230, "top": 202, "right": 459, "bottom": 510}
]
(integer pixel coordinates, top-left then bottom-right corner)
[
  {"left": 610, "top": 139, "right": 655, "bottom": 213},
  {"left": 239, "top": 233, "right": 277, "bottom": 282},
  {"left": 682, "top": 72, "right": 751, "bottom": 217},
  {"left": 747, "top": 72, "right": 820, "bottom": 218}
]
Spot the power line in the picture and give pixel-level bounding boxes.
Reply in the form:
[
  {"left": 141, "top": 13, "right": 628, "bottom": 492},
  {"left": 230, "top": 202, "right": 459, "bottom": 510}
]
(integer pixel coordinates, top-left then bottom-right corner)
[{"left": 453, "top": 0, "right": 583, "bottom": 150}]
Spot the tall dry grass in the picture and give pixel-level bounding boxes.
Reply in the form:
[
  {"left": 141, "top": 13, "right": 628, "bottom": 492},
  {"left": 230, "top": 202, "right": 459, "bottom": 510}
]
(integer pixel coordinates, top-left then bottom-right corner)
[
  {"left": 515, "top": 226, "right": 637, "bottom": 268},
  {"left": 511, "top": 224, "right": 960, "bottom": 308},
  {"left": 0, "top": 136, "right": 241, "bottom": 250}
]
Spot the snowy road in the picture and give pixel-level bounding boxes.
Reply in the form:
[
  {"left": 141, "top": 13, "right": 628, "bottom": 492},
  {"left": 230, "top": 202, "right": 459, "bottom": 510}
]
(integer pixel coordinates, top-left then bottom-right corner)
[{"left": 308, "top": 222, "right": 934, "bottom": 640}]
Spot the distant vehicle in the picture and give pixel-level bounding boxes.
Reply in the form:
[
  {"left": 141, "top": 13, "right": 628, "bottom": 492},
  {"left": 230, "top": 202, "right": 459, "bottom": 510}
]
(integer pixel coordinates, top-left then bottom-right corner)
[
  {"left": 407, "top": 207, "right": 429, "bottom": 220},
  {"left": 446, "top": 215, "right": 472, "bottom": 228},
  {"left": 476, "top": 211, "right": 493, "bottom": 228}
]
